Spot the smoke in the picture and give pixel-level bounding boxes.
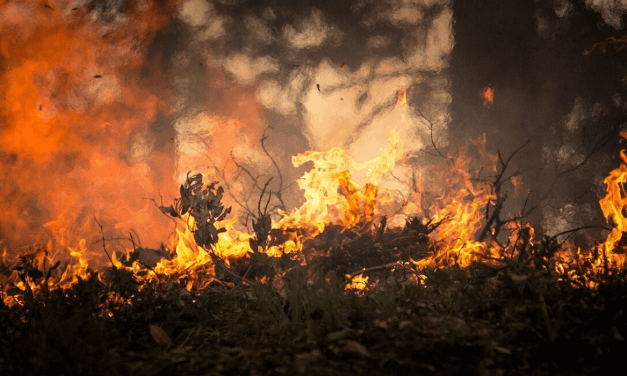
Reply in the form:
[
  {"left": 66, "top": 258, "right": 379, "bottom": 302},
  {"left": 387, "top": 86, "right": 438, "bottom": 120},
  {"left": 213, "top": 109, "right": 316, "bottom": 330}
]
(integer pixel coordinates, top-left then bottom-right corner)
[
  {"left": 449, "top": 0, "right": 627, "bottom": 244},
  {"left": 173, "top": 0, "right": 456, "bottom": 211},
  {"left": 584, "top": 0, "right": 627, "bottom": 29},
  {"left": 6, "top": 0, "right": 627, "bottom": 257},
  {"left": 0, "top": 0, "right": 180, "bottom": 256},
  {"left": 6, "top": 0, "right": 625, "bottom": 258},
  {"left": 0, "top": 0, "right": 456, "bottom": 258}
]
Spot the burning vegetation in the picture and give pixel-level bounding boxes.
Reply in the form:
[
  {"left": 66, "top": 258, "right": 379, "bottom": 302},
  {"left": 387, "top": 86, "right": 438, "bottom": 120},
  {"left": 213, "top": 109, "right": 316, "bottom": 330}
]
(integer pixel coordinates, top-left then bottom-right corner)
[
  {"left": 2, "top": 1, "right": 627, "bottom": 375},
  {"left": 2, "top": 122, "right": 627, "bottom": 374}
]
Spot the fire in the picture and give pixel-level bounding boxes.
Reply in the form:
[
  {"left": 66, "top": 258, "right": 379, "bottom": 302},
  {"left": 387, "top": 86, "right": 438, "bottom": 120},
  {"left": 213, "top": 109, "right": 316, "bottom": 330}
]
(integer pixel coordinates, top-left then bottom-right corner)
[
  {"left": 4, "top": 120, "right": 627, "bottom": 305},
  {"left": 154, "top": 217, "right": 217, "bottom": 291},
  {"left": 1, "top": 2, "right": 627, "bottom": 309},
  {"left": 481, "top": 85, "right": 494, "bottom": 106},
  {"left": 410, "top": 134, "right": 499, "bottom": 269},
  {"left": 0, "top": 69, "right": 535, "bottom": 305},
  {"left": 597, "top": 131, "right": 627, "bottom": 266},
  {"left": 60, "top": 239, "right": 92, "bottom": 287},
  {"left": 0, "top": 0, "right": 180, "bottom": 260},
  {"left": 345, "top": 273, "right": 368, "bottom": 291},
  {"left": 398, "top": 86, "right": 408, "bottom": 106},
  {"left": 274, "top": 128, "right": 403, "bottom": 243}
]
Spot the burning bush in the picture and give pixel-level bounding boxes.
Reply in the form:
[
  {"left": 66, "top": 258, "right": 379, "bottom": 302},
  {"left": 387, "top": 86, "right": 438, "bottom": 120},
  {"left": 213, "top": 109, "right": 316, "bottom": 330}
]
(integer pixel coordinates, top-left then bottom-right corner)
[{"left": 1, "top": 127, "right": 627, "bottom": 374}]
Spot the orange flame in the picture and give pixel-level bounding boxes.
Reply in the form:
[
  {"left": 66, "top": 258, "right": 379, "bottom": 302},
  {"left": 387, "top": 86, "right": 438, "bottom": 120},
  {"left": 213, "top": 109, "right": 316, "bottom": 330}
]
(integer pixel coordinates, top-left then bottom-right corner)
[
  {"left": 345, "top": 273, "right": 368, "bottom": 290},
  {"left": 597, "top": 131, "right": 627, "bottom": 267},
  {"left": 481, "top": 85, "right": 494, "bottom": 106},
  {"left": 275, "top": 129, "right": 403, "bottom": 242},
  {"left": 0, "top": 0, "right": 182, "bottom": 258},
  {"left": 3, "top": 3, "right": 627, "bottom": 299},
  {"left": 410, "top": 135, "right": 499, "bottom": 269},
  {"left": 398, "top": 86, "right": 407, "bottom": 106}
]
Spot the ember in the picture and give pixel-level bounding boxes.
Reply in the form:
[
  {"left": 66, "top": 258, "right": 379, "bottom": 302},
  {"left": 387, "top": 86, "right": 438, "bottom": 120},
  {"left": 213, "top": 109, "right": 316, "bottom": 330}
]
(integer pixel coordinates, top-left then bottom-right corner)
[{"left": 481, "top": 85, "right": 494, "bottom": 106}]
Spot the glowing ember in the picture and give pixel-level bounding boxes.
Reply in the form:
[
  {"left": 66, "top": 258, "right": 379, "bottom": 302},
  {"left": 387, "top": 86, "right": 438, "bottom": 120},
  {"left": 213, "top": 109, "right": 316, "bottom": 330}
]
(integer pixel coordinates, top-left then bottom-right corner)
[
  {"left": 481, "top": 85, "right": 494, "bottom": 106},
  {"left": 398, "top": 86, "right": 408, "bottom": 106},
  {"left": 345, "top": 273, "right": 368, "bottom": 290}
]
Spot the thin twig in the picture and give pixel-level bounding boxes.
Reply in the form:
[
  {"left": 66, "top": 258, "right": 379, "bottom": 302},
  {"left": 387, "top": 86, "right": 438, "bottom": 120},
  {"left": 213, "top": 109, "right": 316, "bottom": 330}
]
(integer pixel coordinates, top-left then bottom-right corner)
[
  {"left": 550, "top": 225, "right": 613, "bottom": 246},
  {"left": 346, "top": 262, "right": 403, "bottom": 280},
  {"left": 388, "top": 235, "right": 427, "bottom": 244},
  {"left": 415, "top": 107, "right": 447, "bottom": 159},
  {"left": 471, "top": 251, "right": 507, "bottom": 263},
  {"left": 208, "top": 251, "right": 256, "bottom": 286},
  {"left": 93, "top": 216, "right": 113, "bottom": 266},
  {"left": 208, "top": 155, "right": 257, "bottom": 220},
  {"left": 261, "top": 129, "right": 287, "bottom": 211},
  {"left": 129, "top": 231, "right": 138, "bottom": 252},
  {"left": 145, "top": 197, "right": 179, "bottom": 227},
  {"left": 258, "top": 177, "right": 274, "bottom": 215},
  {"left": 478, "top": 140, "right": 530, "bottom": 242}
]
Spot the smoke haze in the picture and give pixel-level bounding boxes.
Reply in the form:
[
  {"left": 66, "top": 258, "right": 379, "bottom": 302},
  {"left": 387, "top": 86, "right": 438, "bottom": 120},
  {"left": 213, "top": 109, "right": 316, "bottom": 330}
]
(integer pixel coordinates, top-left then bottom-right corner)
[{"left": 1, "top": 0, "right": 627, "bottom": 256}]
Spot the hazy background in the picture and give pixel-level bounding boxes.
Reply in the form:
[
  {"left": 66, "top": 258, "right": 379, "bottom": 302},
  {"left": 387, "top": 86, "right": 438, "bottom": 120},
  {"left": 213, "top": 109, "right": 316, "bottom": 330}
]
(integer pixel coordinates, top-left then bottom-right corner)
[{"left": 1, "top": 0, "right": 627, "bottom": 254}]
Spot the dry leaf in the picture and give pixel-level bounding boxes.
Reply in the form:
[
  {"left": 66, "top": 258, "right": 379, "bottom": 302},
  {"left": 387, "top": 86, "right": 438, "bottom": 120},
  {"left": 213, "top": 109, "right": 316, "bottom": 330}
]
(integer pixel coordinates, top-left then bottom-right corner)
[
  {"left": 374, "top": 319, "right": 388, "bottom": 329},
  {"left": 149, "top": 324, "right": 174, "bottom": 347},
  {"left": 342, "top": 340, "right": 370, "bottom": 357},
  {"left": 612, "top": 326, "right": 625, "bottom": 341},
  {"left": 171, "top": 345, "right": 191, "bottom": 354}
]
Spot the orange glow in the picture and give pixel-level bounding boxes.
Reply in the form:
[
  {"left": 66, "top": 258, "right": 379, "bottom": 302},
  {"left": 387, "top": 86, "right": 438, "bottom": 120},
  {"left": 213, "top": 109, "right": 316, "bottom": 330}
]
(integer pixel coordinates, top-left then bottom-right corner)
[
  {"left": 481, "top": 85, "right": 494, "bottom": 106},
  {"left": 410, "top": 134, "right": 499, "bottom": 269},
  {"left": 0, "top": 0, "right": 180, "bottom": 260},
  {"left": 274, "top": 129, "right": 403, "bottom": 244},
  {"left": 511, "top": 175, "right": 525, "bottom": 196},
  {"left": 597, "top": 138, "right": 627, "bottom": 267},
  {"left": 398, "top": 86, "right": 407, "bottom": 105},
  {"left": 2, "top": 3, "right": 627, "bottom": 301},
  {"left": 345, "top": 273, "right": 368, "bottom": 290}
]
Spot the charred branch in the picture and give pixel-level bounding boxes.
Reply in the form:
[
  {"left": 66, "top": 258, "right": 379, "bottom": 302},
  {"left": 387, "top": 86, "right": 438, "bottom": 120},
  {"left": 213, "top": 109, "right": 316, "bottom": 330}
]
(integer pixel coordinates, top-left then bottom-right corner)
[
  {"left": 478, "top": 140, "right": 530, "bottom": 242},
  {"left": 94, "top": 216, "right": 113, "bottom": 267},
  {"left": 415, "top": 107, "right": 448, "bottom": 160}
]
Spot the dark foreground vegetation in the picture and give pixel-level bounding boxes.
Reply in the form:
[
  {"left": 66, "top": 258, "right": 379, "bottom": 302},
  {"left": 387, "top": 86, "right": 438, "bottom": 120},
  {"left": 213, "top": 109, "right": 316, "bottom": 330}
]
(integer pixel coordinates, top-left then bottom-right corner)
[{"left": 1, "top": 222, "right": 627, "bottom": 376}]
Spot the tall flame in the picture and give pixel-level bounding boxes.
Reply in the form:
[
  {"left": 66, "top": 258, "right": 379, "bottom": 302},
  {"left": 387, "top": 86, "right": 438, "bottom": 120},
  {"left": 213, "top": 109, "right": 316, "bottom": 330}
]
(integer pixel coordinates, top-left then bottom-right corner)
[
  {"left": 597, "top": 131, "right": 627, "bottom": 266},
  {"left": 0, "top": 0, "right": 181, "bottom": 257},
  {"left": 275, "top": 129, "right": 403, "bottom": 241}
]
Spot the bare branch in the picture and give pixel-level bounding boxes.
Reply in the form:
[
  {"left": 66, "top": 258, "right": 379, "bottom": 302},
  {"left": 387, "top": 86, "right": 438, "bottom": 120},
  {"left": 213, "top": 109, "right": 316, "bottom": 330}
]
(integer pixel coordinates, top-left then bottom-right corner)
[
  {"left": 549, "top": 225, "right": 612, "bottom": 245},
  {"left": 346, "top": 262, "right": 403, "bottom": 280},
  {"left": 145, "top": 196, "right": 179, "bottom": 227},
  {"left": 258, "top": 177, "right": 274, "bottom": 215},
  {"left": 478, "top": 140, "right": 530, "bottom": 242},
  {"left": 93, "top": 216, "right": 113, "bottom": 266},
  {"left": 261, "top": 128, "right": 287, "bottom": 211},
  {"left": 207, "top": 155, "right": 257, "bottom": 220},
  {"left": 415, "top": 107, "right": 447, "bottom": 159}
]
